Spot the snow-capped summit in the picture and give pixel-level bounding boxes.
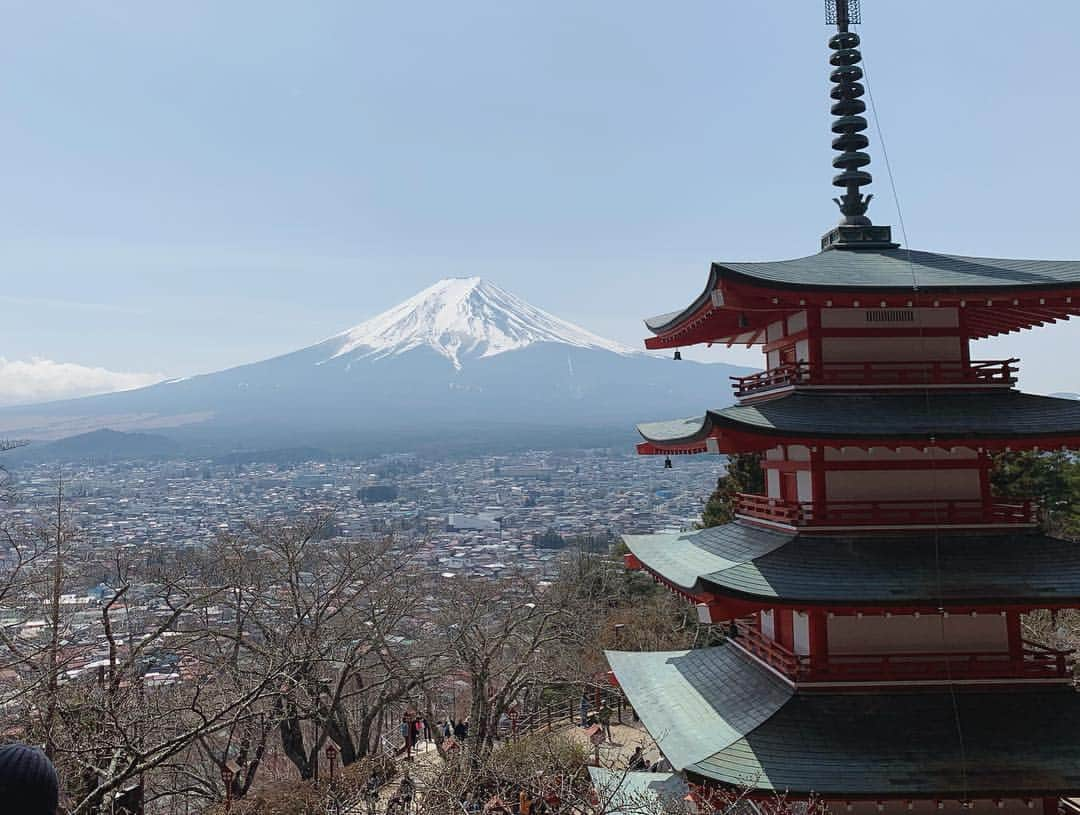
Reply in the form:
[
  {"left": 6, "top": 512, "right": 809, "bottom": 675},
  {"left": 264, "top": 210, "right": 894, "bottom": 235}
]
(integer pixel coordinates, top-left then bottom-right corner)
[{"left": 326, "top": 277, "right": 634, "bottom": 369}]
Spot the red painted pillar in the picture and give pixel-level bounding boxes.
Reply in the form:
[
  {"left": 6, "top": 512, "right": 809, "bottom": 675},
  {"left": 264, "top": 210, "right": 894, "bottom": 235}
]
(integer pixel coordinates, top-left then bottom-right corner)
[
  {"left": 809, "top": 612, "right": 829, "bottom": 658},
  {"left": 810, "top": 446, "right": 827, "bottom": 514},
  {"left": 957, "top": 306, "right": 972, "bottom": 371},
  {"left": 774, "top": 610, "right": 795, "bottom": 652},
  {"left": 979, "top": 449, "right": 993, "bottom": 501},
  {"left": 1006, "top": 610, "right": 1024, "bottom": 672},
  {"left": 806, "top": 307, "right": 823, "bottom": 372},
  {"left": 809, "top": 611, "right": 829, "bottom": 677},
  {"left": 1042, "top": 797, "right": 1058, "bottom": 815}
]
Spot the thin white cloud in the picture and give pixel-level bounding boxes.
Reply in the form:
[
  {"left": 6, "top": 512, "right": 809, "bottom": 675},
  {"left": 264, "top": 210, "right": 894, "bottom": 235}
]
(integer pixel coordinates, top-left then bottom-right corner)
[{"left": 0, "top": 358, "right": 163, "bottom": 407}]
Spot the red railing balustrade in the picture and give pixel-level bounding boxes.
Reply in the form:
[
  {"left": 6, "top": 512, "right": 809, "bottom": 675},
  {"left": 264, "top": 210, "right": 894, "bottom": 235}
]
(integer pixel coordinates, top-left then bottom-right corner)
[
  {"left": 730, "top": 358, "right": 1019, "bottom": 397},
  {"left": 731, "top": 620, "right": 1072, "bottom": 682},
  {"left": 734, "top": 493, "right": 1038, "bottom": 527},
  {"left": 730, "top": 620, "right": 802, "bottom": 676}
]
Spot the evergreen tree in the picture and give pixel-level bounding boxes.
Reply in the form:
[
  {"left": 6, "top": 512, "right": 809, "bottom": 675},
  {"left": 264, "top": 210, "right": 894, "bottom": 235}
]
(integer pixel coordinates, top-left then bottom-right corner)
[
  {"left": 700, "top": 453, "right": 765, "bottom": 528},
  {"left": 991, "top": 450, "right": 1079, "bottom": 539}
]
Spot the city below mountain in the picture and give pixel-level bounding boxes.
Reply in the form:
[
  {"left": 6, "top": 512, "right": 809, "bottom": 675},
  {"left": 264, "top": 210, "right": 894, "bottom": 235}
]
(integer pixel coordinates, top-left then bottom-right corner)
[{"left": 0, "top": 278, "right": 752, "bottom": 457}]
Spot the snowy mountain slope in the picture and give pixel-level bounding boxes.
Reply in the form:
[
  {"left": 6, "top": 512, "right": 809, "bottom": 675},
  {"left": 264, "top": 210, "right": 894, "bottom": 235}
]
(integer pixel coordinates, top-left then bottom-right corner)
[
  {"left": 0, "top": 279, "right": 755, "bottom": 451},
  {"left": 324, "top": 277, "right": 634, "bottom": 368}
]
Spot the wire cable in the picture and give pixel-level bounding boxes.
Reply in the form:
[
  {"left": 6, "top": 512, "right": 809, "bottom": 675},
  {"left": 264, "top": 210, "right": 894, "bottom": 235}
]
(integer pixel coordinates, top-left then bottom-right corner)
[{"left": 862, "top": 52, "right": 971, "bottom": 805}]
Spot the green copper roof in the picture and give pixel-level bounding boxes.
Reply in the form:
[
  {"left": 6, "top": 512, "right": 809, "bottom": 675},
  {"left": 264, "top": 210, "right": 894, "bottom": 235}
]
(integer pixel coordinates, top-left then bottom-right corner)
[
  {"left": 697, "top": 687, "right": 1080, "bottom": 796},
  {"left": 605, "top": 647, "right": 793, "bottom": 773},
  {"left": 645, "top": 249, "right": 1080, "bottom": 332},
  {"left": 637, "top": 391, "right": 1080, "bottom": 445},
  {"left": 723, "top": 250, "right": 1080, "bottom": 289},
  {"left": 624, "top": 526, "right": 791, "bottom": 592},
  {"left": 587, "top": 768, "right": 688, "bottom": 814},
  {"left": 609, "top": 644, "right": 1080, "bottom": 796},
  {"left": 625, "top": 524, "right": 1080, "bottom": 606}
]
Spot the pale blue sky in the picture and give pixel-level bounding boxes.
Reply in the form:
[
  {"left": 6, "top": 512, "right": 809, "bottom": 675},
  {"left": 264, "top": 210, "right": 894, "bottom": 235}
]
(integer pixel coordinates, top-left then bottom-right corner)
[{"left": 1, "top": 0, "right": 1078, "bottom": 398}]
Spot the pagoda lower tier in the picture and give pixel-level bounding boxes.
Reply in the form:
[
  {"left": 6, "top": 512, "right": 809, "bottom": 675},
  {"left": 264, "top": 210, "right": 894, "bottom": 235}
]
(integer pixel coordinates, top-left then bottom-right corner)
[
  {"left": 606, "top": 645, "right": 1080, "bottom": 803},
  {"left": 623, "top": 523, "right": 1080, "bottom": 611},
  {"left": 622, "top": 523, "right": 1078, "bottom": 687}
]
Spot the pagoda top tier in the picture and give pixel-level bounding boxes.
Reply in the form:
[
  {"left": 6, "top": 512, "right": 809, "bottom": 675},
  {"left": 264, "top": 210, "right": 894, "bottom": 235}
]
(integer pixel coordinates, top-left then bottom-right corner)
[{"left": 645, "top": 248, "right": 1080, "bottom": 349}]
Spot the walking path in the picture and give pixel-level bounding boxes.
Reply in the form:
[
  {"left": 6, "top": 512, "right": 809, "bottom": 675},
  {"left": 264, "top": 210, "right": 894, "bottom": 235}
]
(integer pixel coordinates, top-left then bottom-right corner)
[
  {"left": 342, "top": 719, "right": 660, "bottom": 814},
  {"left": 563, "top": 718, "right": 659, "bottom": 768}
]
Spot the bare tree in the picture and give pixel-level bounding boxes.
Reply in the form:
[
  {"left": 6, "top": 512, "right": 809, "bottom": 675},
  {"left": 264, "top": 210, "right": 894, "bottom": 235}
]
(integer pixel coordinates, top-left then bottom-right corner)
[
  {"left": 0, "top": 483, "right": 297, "bottom": 814},
  {"left": 425, "top": 570, "right": 577, "bottom": 758},
  {"left": 201, "top": 515, "right": 434, "bottom": 790}
]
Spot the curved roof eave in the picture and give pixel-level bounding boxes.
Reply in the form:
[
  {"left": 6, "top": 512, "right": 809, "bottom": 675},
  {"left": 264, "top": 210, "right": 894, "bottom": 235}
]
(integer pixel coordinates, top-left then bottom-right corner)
[
  {"left": 624, "top": 526, "right": 1080, "bottom": 607},
  {"left": 644, "top": 249, "right": 1080, "bottom": 339},
  {"left": 687, "top": 684, "right": 1080, "bottom": 797},
  {"left": 608, "top": 643, "right": 1080, "bottom": 796},
  {"left": 636, "top": 392, "right": 1080, "bottom": 449},
  {"left": 644, "top": 265, "right": 721, "bottom": 334}
]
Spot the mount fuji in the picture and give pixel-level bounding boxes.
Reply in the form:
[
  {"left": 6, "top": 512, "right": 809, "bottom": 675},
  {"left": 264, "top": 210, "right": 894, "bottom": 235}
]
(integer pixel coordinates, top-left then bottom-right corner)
[
  {"left": 0, "top": 279, "right": 752, "bottom": 455},
  {"left": 325, "top": 277, "right": 633, "bottom": 368}
]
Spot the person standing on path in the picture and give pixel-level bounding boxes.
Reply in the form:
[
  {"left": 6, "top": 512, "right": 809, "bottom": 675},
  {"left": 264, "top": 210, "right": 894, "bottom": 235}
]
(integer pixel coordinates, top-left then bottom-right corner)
[{"left": 597, "top": 702, "right": 613, "bottom": 742}]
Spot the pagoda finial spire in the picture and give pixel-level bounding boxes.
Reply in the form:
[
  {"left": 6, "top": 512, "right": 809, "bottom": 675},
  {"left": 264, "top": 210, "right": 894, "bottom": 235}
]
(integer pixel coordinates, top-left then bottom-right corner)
[
  {"left": 828, "top": 0, "right": 872, "bottom": 225},
  {"left": 820, "top": 0, "right": 897, "bottom": 251}
]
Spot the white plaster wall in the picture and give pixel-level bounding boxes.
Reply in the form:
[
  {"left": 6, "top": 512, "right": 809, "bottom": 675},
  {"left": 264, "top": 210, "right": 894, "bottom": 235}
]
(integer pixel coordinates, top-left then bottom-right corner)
[
  {"left": 820, "top": 336, "right": 962, "bottom": 363},
  {"left": 787, "top": 311, "right": 808, "bottom": 334},
  {"left": 825, "top": 469, "right": 981, "bottom": 501},
  {"left": 767, "top": 320, "right": 785, "bottom": 342},
  {"left": 761, "top": 609, "right": 775, "bottom": 640},
  {"left": 767, "top": 469, "right": 781, "bottom": 498},
  {"left": 765, "top": 447, "right": 784, "bottom": 462},
  {"left": 788, "top": 445, "right": 811, "bottom": 461},
  {"left": 796, "top": 471, "right": 813, "bottom": 502},
  {"left": 795, "top": 337, "right": 810, "bottom": 361},
  {"left": 819, "top": 307, "right": 959, "bottom": 328},
  {"left": 767, "top": 349, "right": 780, "bottom": 368},
  {"left": 793, "top": 612, "right": 810, "bottom": 656},
  {"left": 827, "top": 614, "right": 1008, "bottom": 654}
]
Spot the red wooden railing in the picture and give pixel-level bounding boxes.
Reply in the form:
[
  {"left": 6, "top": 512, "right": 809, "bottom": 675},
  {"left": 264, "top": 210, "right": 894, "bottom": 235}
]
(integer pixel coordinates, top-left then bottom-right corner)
[
  {"left": 735, "top": 493, "right": 1038, "bottom": 527},
  {"left": 734, "top": 492, "right": 803, "bottom": 523},
  {"left": 730, "top": 358, "right": 1019, "bottom": 397},
  {"left": 732, "top": 621, "right": 1072, "bottom": 682},
  {"left": 730, "top": 620, "right": 802, "bottom": 676}
]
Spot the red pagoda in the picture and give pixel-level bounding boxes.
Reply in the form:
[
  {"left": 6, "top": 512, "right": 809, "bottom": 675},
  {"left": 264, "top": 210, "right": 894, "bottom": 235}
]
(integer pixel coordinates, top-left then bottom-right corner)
[{"left": 606, "top": 2, "right": 1080, "bottom": 812}]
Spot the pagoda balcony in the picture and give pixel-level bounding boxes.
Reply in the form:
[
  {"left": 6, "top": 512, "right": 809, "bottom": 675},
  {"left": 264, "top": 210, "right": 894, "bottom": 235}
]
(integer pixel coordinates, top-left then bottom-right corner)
[
  {"left": 734, "top": 493, "right": 1038, "bottom": 528},
  {"left": 730, "top": 358, "right": 1019, "bottom": 398},
  {"left": 732, "top": 621, "right": 1073, "bottom": 684}
]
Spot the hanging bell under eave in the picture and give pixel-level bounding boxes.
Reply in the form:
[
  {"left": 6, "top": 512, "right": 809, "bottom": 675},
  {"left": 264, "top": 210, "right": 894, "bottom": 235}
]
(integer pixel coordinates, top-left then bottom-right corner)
[
  {"left": 664, "top": 457, "right": 673, "bottom": 469},
  {"left": 673, "top": 350, "right": 682, "bottom": 361}
]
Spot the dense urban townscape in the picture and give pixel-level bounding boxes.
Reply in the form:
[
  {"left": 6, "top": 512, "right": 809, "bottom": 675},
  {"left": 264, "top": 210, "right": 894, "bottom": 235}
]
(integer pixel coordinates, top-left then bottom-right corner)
[{"left": 7, "top": 450, "right": 716, "bottom": 576}]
